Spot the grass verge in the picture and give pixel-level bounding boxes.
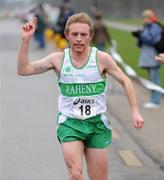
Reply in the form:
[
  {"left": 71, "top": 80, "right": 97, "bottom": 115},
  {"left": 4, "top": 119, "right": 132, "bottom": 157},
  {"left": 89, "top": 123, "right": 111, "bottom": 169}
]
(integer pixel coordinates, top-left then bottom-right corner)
[{"left": 108, "top": 27, "right": 164, "bottom": 87}]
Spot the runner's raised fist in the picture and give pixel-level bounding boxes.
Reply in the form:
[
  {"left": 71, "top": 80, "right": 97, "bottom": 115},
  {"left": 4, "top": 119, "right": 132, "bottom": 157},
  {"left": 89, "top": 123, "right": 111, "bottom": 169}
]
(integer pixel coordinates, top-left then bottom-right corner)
[{"left": 21, "top": 17, "right": 38, "bottom": 40}]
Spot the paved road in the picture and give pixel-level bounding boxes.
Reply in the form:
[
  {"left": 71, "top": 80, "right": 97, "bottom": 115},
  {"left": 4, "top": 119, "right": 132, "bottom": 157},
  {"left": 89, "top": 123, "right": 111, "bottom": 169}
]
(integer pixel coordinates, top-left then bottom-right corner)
[{"left": 1, "top": 19, "right": 164, "bottom": 180}]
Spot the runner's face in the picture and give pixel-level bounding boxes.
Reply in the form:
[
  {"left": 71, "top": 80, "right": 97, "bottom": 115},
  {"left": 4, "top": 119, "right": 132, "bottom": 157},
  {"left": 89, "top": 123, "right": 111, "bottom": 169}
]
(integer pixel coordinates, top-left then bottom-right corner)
[{"left": 65, "top": 23, "right": 93, "bottom": 53}]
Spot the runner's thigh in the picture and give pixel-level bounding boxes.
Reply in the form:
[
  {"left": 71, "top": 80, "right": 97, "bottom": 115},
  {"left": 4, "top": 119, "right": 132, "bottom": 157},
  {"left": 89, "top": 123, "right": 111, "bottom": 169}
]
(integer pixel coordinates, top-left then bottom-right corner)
[
  {"left": 85, "top": 148, "right": 109, "bottom": 180},
  {"left": 61, "top": 141, "right": 84, "bottom": 170}
]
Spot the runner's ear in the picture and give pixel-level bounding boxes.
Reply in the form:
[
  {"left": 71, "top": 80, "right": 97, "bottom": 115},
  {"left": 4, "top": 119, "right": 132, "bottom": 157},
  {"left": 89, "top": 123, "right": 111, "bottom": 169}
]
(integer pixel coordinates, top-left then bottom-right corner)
[
  {"left": 64, "top": 31, "right": 69, "bottom": 41},
  {"left": 90, "top": 31, "right": 94, "bottom": 40}
]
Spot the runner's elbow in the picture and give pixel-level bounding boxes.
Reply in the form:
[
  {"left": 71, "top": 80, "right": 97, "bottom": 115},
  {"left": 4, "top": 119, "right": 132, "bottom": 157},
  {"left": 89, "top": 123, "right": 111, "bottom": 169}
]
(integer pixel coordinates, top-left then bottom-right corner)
[
  {"left": 17, "top": 71, "right": 27, "bottom": 76},
  {"left": 17, "top": 70, "right": 28, "bottom": 76},
  {"left": 17, "top": 67, "right": 32, "bottom": 76}
]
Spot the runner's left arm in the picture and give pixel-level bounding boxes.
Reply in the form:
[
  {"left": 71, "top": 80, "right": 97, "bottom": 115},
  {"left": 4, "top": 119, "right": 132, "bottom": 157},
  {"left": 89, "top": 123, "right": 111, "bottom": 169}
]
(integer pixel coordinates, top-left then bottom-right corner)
[{"left": 100, "top": 52, "right": 144, "bottom": 129}]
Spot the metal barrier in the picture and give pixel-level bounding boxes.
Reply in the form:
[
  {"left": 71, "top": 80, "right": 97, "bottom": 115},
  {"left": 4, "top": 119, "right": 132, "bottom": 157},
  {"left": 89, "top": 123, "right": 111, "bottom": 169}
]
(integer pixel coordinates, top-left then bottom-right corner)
[{"left": 109, "top": 40, "right": 164, "bottom": 94}]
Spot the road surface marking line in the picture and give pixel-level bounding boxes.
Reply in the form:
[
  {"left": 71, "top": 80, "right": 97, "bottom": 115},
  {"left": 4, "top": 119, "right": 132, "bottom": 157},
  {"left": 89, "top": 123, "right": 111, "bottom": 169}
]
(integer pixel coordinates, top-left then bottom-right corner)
[
  {"left": 118, "top": 150, "right": 143, "bottom": 166},
  {"left": 112, "top": 128, "right": 120, "bottom": 139}
]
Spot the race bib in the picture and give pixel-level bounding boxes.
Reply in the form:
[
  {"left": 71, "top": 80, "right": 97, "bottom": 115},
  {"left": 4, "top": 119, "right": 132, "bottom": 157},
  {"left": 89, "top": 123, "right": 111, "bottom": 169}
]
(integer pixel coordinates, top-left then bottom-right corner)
[{"left": 73, "top": 97, "right": 96, "bottom": 119}]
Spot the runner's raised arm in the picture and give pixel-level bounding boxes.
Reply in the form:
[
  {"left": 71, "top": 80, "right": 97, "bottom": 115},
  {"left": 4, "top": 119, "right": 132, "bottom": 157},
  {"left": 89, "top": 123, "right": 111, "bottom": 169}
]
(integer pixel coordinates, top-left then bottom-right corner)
[{"left": 17, "top": 18, "right": 55, "bottom": 76}]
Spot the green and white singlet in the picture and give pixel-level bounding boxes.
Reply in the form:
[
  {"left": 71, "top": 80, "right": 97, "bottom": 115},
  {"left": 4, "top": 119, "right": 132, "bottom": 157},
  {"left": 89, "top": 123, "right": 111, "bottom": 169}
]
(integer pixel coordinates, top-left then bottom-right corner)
[{"left": 58, "top": 47, "right": 108, "bottom": 122}]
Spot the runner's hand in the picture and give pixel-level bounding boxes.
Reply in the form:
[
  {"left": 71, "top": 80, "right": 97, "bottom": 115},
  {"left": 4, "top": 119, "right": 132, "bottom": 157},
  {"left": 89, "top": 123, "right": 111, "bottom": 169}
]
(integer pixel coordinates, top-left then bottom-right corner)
[
  {"left": 133, "top": 111, "right": 144, "bottom": 129},
  {"left": 21, "top": 17, "right": 37, "bottom": 41}
]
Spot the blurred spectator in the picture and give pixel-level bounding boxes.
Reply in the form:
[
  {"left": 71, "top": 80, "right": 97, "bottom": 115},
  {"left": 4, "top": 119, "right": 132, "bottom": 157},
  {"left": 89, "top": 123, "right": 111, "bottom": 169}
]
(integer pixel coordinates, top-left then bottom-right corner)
[
  {"left": 34, "top": 3, "right": 48, "bottom": 49},
  {"left": 90, "top": 5, "right": 99, "bottom": 18},
  {"left": 57, "top": 2, "right": 74, "bottom": 38},
  {"left": 92, "top": 12, "right": 111, "bottom": 51},
  {"left": 132, "top": 9, "right": 162, "bottom": 108}
]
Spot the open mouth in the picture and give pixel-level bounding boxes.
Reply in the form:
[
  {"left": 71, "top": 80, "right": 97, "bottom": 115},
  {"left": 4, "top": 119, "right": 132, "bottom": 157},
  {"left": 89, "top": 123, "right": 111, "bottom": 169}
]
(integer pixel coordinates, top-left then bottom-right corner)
[{"left": 74, "top": 44, "right": 83, "bottom": 48}]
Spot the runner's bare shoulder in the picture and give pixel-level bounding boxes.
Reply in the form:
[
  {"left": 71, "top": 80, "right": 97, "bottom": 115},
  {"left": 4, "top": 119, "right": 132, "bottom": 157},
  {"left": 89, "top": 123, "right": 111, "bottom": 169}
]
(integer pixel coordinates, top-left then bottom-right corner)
[
  {"left": 49, "top": 51, "right": 64, "bottom": 73},
  {"left": 96, "top": 50, "right": 113, "bottom": 72}
]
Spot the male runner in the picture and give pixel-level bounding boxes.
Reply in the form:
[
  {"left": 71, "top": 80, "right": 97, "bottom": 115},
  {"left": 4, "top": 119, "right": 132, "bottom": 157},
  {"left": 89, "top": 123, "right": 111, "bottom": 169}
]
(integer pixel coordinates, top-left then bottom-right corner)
[
  {"left": 17, "top": 13, "right": 144, "bottom": 180},
  {"left": 155, "top": 53, "right": 164, "bottom": 64}
]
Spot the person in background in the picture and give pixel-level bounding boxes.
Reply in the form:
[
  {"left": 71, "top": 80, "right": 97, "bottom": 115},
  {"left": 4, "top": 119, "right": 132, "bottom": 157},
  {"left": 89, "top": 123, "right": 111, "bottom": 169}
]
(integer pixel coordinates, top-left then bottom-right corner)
[
  {"left": 155, "top": 53, "right": 164, "bottom": 64},
  {"left": 92, "top": 12, "right": 111, "bottom": 51},
  {"left": 34, "top": 3, "right": 48, "bottom": 49},
  {"left": 132, "top": 9, "right": 162, "bottom": 108},
  {"left": 57, "top": 2, "right": 74, "bottom": 39}
]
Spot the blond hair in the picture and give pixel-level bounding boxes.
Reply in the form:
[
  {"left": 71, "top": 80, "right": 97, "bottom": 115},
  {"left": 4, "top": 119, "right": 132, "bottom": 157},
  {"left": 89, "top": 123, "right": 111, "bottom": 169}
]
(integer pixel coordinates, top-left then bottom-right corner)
[
  {"left": 142, "top": 9, "right": 155, "bottom": 18},
  {"left": 142, "top": 9, "right": 158, "bottom": 22},
  {"left": 64, "top": 12, "right": 94, "bottom": 34}
]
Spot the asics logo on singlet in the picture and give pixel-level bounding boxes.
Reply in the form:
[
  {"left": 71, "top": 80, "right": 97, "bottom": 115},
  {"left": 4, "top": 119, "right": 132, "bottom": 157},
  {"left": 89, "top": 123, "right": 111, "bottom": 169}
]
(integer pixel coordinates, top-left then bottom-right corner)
[{"left": 73, "top": 98, "right": 95, "bottom": 105}]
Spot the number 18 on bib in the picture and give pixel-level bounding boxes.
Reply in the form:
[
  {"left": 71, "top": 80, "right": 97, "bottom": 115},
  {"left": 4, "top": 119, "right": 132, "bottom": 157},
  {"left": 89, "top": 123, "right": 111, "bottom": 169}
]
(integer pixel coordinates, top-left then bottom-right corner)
[{"left": 73, "top": 97, "right": 97, "bottom": 119}]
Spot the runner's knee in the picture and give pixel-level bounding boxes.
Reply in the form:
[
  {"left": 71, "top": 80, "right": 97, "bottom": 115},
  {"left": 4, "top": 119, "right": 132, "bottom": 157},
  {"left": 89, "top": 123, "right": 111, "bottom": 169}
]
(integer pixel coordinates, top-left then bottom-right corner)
[{"left": 69, "top": 167, "right": 83, "bottom": 180}]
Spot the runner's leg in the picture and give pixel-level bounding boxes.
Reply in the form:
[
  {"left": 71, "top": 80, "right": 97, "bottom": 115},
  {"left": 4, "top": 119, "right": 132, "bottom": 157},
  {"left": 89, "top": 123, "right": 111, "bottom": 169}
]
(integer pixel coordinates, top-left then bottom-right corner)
[
  {"left": 61, "top": 141, "right": 84, "bottom": 180},
  {"left": 85, "top": 148, "right": 109, "bottom": 180}
]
